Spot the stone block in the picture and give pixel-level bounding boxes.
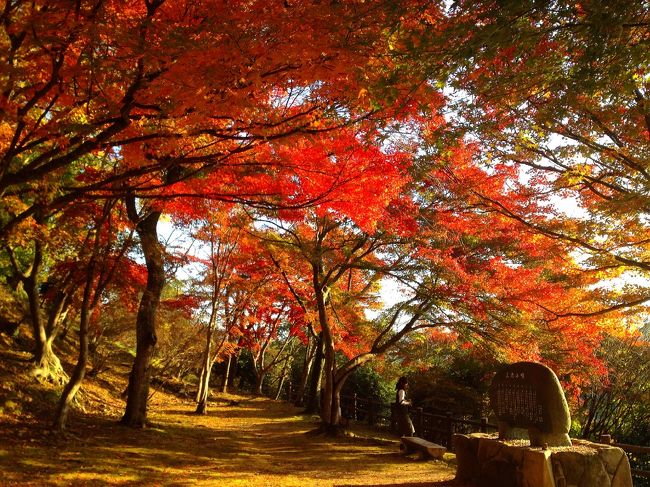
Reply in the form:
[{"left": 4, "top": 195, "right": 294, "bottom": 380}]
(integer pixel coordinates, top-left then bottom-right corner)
[
  {"left": 454, "top": 434, "right": 632, "bottom": 487},
  {"left": 453, "top": 434, "right": 480, "bottom": 484},
  {"left": 552, "top": 450, "right": 610, "bottom": 487},
  {"left": 611, "top": 455, "right": 632, "bottom": 487}
]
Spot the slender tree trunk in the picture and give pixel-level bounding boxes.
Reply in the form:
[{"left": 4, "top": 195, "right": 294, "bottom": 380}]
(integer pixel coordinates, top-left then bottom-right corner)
[
  {"left": 195, "top": 328, "right": 213, "bottom": 414},
  {"left": 275, "top": 376, "right": 286, "bottom": 401},
  {"left": 275, "top": 355, "right": 292, "bottom": 400},
  {"left": 53, "top": 258, "right": 97, "bottom": 430},
  {"left": 294, "top": 338, "right": 315, "bottom": 407},
  {"left": 228, "top": 346, "right": 243, "bottom": 390},
  {"left": 221, "top": 354, "right": 232, "bottom": 393},
  {"left": 195, "top": 366, "right": 212, "bottom": 414},
  {"left": 252, "top": 346, "right": 267, "bottom": 396},
  {"left": 195, "top": 328, "right": 213, "bottom": 403},
  {"left": 23, "top": 241, "right": 65, "bottom": 382},
  {"left": 305, "top": 333, "right": 324, "bottom": 414},
  {"left": 121, "top": 208, "right": 164, "bottom": 428},
  {"left": 46, "top": 288, "right": 71, "bottom": 343},
  {"left": 195, "top": 366, "right": 207, "bottom": 403},
  {"left": 321, "top": 337, "right": 335, "bottom": 425},
  {"left": 313, "top": 276, "right": 336, "bottom": 426},
  {"left": 330, "top": 378, "right": 345, "bottom": 430},
  {"left": 254, "top": 371, "right": 265, "bottom": 396},
  {"left": 53, "top": 200, "right": 116, "bottom": 430},
  {"left": 25, "top": 241, "right": 45, "bottom": 357}
]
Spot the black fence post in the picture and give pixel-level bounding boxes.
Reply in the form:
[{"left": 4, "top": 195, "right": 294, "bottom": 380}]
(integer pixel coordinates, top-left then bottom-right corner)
[
  {"left": 446, "top": 411, "right": 454, "bottom": 448},
  {"left": 600, "top": 434, "right": 612, "bottom": 444},
  {"left": 368, "top": 400, "right": 375, "bottom": 426},
  {"left": 390, "top": 403, "right": 396, "bottom": 433},
  {"left": 352, "top": 393, "right": 357, "bottom": 421},
  {"left": 480, "top": 417, "right": 487, "bottom": 433},
  {"left": 415, "top": 407, "right": 424, "bottom": 437}
]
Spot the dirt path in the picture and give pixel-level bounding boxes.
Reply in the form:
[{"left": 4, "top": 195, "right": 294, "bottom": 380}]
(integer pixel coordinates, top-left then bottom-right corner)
[{"left": 0, "top": 392, "right": 458, "bottom": 486}]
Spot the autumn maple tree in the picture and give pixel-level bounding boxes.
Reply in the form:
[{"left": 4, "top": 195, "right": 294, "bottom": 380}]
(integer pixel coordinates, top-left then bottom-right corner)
[
  {"left": 423, "top": 1, "right": 650, "bottom": 318},
  {"left": 256, "top": 106, "right": 624, "bottom": 429},
  {"left": 186, "top": 205, "right": 283, "bottom": 413},
  {"left": 413, "top": 138, "right": 620, "bottom": 393},
  {"left": 1, "top": 193, "right": 136, "bottom": 389},
  {"left": 238, "top": 296, "right": 298, "bottom": 396},
  {"left": 52, "top": 199, "right": 134, "bottom": 430}
]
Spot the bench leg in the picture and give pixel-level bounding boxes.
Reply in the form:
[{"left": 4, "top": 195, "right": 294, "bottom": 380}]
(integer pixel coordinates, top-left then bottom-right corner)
[{"left": 401, "top": 443, "right": 419, "bottom": 456}]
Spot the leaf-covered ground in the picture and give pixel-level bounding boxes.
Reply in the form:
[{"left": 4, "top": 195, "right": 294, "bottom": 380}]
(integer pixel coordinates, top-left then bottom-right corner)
[{"left": 0, "top": 338, "right": 458, "bottom": 486}]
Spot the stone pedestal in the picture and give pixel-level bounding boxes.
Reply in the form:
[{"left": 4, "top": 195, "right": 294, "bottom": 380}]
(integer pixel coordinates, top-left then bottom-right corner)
[{"left": 454, "top": 434, "right": 632, "bottom": 487}]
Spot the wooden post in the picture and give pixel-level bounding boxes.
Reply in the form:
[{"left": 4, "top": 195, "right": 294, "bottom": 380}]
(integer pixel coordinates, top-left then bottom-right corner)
[
  {"left": 480, "top": 417, "right": 488, "bottom": 433},
  {"left": 446, "top": 411, "right": 454, "bottom": 448}
]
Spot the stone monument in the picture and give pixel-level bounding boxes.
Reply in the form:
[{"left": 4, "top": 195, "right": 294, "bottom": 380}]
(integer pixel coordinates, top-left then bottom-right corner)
[
  {"left": 454, "top": 361, "right": 633, "bottom": 487},
  {"left": 488, "top": 361, "right": 571, "bottom": 447}
]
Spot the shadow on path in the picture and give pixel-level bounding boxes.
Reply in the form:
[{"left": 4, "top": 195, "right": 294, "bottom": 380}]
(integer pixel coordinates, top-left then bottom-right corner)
[{"left": 0, "top": 393, "right": 458, "bottom": 486}]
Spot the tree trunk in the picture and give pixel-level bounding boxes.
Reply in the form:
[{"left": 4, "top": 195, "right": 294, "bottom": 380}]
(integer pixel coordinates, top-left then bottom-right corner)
[
  {"left": 294, "top": 338, "right": 315, "bottom": 407},
  {"left": 252, "top": 346, "right": 267, "bottom": 396},
  {"left": 275, "top": 376, "right": 286, "bottom": 401},
  {"left": 221, "top": 354, "right": 232, "bottom": 393},
  {"left": 274, "top": 355, "right": 292, "bottom": 400},
  {"left": 320, "top": 335, "right": 336, "bottom": 425},
  {"left": 53, "top": 198, "right": 115, "bottom": 431},
  {"left": 46, "top": 290, "right": 71, "bottom": 345},
  {"left": 25, "top": 241, "right": 45, "bottom": 357},
  {"left": 228, "top": 346, "right": 243, "bottom": 390},
  {"left": 33, "top": 336, "right": 65, "bottom": 383},
  {"left": 254, "top": 372, "right": 265, "bottom": 396},
  {"left": 195, "top": 366, "right": 212, "bottom": 415},
  {"left": 195, "top": 328, "right": 213, "bottom": 414},
  {"left": 121, "top": 208, "right": 164, "bottom": 428},
  {"left": 195, "top": 365, "right": 207, "bottom": 403},
  {"left": 305, "top": 333, "right": 324, "bottom": 414},
  {"left": 330, "top": 375, "right": 348, "bottom": 428},
  {"left": 24, "top": 241, "right": 66, "bottom": 383},
  {"left": 312, "top": 275, "right": 336, "bottom": 426},
  {"left": 53, "top": 258, "right": 96, "bottom": 430}
]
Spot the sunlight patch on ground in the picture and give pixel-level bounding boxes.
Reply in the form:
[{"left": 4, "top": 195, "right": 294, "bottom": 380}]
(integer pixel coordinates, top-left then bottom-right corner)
[
  {"left": 55, "top": 471, "right": 142, "bottom": 484},
  {"left": 0, "top": 391, "right": 456, "bottom": 486}
]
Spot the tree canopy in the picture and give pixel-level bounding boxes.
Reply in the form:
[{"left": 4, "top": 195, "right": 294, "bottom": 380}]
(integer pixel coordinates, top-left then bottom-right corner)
[{"left": 1, "top": 0, "right": 647, "bottom": 435}]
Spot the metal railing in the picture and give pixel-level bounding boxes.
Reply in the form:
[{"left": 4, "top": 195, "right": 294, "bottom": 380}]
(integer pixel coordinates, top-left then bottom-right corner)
[
  {"left": 396, "top": 405, "right": 496, "bottom": 448},
  {"left": 282, "top": 383, "right": 497, "bottom": 449}
]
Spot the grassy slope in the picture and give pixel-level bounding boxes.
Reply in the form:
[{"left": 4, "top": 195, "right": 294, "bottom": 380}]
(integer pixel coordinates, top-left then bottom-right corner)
[{"left": 0, "top": 334, "right": 458, "bottom": 486}]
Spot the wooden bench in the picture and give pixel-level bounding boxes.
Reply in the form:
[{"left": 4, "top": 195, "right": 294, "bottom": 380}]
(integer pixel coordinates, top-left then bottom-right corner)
[{"left": 401, "top": 436, "right": 446, "bottom": 459}]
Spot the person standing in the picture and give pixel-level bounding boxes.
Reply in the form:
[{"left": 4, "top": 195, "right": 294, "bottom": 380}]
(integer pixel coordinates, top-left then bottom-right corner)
[{"left": 395, "top": 376, "right": 415, "bottom": 437}]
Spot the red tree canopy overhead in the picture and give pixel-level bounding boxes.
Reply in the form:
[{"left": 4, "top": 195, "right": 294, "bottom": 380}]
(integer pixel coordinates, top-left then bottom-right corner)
[{"left": 0, "top": 0, "right": 440, "bottom": 237}]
